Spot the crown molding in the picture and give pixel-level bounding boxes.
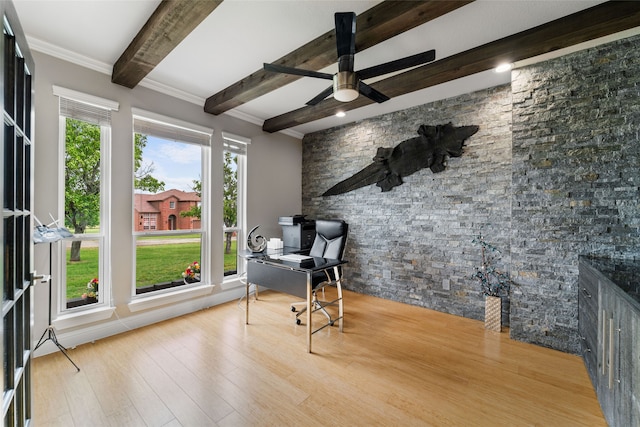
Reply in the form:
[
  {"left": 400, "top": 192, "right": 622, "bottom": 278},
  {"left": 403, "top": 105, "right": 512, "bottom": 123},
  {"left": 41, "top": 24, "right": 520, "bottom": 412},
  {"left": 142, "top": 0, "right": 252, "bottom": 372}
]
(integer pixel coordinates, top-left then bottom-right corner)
[
  {"left": 29, "top": 35, "right": 305, "bottom": 140},
  {"left": 223, "top": 109, "right": 303, "bottom": 139},
  {"left": 137, "top": 78, "right": 205, "bottom": 106},
  {"left": 27, "top": 35, "right": 112, "bottom": 74},
  {"left": 278, "top": 128, "right": 304, "bottom": 140}
]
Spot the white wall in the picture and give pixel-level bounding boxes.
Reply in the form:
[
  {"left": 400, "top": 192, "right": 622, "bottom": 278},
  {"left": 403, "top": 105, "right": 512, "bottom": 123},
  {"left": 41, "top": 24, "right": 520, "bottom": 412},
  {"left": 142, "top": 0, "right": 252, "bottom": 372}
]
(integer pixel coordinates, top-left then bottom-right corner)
[{"left": 31, "top": 52, "right": 301, "bottom": 355}]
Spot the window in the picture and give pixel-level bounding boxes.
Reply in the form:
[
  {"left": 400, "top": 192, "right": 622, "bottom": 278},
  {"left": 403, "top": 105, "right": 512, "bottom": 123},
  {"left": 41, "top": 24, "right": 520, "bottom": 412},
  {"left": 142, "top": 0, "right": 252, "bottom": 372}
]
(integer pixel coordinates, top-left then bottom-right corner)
[
  {"left": 132, "top": 109, "right": 211, "bottom": 296},
  {"left": 3, "top": 12, "right": 35, "bottom": 424},
  {"left": 141, "top": 213, "right": 157, "bottom": 230},
  {"left": 54, "top": 86, "right": 118, "bottom": 310},
  {"left": 222, "top": 132, "right": 249, "bottom": 278}
]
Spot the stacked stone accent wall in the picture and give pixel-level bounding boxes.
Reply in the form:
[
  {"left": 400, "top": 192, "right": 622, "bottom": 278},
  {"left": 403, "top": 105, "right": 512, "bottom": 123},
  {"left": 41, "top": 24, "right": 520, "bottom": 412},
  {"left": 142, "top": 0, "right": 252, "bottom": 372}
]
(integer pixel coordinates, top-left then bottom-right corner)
[
  {"left": 509, "top": 35, "right": 640, "bottom": 352},
  {"left": 302, "top": 35, "right": 640, "bottom": 353},
  {"left": 302, "top": 86, "right": 513, "bottom": 324}
]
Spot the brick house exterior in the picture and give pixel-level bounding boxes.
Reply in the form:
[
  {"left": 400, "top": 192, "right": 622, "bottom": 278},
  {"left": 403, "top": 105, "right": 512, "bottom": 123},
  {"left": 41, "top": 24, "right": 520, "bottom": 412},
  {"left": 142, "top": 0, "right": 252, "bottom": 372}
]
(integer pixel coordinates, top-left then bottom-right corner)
[{"left": 134, "top": 189, "right": 201, "bottom": 232}]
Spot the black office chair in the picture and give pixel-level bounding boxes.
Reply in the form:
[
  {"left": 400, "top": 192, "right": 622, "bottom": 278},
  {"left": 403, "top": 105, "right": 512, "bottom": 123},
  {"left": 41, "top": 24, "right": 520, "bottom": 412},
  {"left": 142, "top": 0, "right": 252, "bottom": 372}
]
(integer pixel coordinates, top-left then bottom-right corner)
[{"left": 291, "top": 219, "right": 348, "bottom": 329}]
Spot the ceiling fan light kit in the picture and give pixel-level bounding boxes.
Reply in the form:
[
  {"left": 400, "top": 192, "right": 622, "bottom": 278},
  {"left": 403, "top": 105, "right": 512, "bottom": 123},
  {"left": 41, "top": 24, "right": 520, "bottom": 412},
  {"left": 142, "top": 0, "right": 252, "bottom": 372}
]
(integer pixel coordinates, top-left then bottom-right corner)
[{"left": 333, "top": 72, "right": 359, "bottom": 102}]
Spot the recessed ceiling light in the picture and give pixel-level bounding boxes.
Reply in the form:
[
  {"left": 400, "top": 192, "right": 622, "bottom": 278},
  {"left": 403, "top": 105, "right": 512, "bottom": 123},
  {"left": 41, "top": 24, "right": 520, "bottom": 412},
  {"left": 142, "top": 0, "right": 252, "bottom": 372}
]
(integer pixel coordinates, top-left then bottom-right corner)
[
  {"left": 495, "top": 63, "right": 513, "bottom": 73},
  {"left": 335, "top": 111, "right": 346, "bottom": 118}
]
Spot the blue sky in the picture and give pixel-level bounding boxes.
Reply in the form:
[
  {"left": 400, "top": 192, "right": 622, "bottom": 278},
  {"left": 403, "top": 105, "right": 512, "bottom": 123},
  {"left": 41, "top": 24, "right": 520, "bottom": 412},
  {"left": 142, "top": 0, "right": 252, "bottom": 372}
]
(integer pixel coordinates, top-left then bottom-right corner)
[{"left": 138, "top": 136, "right": 202, "bottom": 193}]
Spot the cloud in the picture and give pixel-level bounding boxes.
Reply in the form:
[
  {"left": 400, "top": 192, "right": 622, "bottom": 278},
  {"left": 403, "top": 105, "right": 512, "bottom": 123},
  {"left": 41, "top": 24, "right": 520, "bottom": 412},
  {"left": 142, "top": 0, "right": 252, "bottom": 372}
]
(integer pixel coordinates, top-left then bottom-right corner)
[
  {"left": 158, "top": 142, "right": 201, "bottom": 165},
  {"left": 141, "top": 137, "right": 202, "bottom": 192}
]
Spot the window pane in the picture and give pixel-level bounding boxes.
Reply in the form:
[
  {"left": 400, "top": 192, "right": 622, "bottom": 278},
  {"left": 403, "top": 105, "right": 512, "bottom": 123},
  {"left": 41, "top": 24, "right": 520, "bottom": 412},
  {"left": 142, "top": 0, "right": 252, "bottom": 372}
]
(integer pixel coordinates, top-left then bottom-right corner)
[
  {"left": 134, "top": 135, "right": 202, "bottom": 232},
  {"left": 223, "top": 232, "right": 237, "bottom": 276},
  {"left": 65, "top": 239, "right": 99, "bottom": 307},
  {"left": 223, "top": 151, "right": 238, "bottom": 276},
  {"left": 63, "top": 115, "right": 104, "bottom": 310},
  {"left": 135, "top": 234, "right": 202, "bottom": 292},
  {"left": 65, "top": 118, "right": 101, "bottom": 234},
  {"left": 134, "top": 133, "right": 204, "bottom": 293}
]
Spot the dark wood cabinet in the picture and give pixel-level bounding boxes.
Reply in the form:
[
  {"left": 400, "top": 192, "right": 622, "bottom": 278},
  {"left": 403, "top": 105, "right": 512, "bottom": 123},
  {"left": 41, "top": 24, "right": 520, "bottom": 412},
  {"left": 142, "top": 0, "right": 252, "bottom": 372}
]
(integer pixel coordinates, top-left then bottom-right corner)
[
  {"left": 1, "top": 1, "right": 34, "bottom": 425},
  {"left": 579, "top": 258, "right": 640, "bottom": 427},
  {"left": 598, "top": 281, "right": 624, "bottom": 425},
  {"left": 578, "top": 261, "right": 598, "bottom": 386},
  {"left": 631, "top": 312, "right": 640, "bottom": 427}
]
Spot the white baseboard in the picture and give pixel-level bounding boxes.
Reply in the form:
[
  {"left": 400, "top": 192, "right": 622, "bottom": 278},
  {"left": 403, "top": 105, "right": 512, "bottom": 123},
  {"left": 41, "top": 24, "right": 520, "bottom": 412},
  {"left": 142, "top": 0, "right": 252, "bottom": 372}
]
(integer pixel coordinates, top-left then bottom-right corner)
[{"left": 32, "top": 285, "right": 248, "bottom": 358}]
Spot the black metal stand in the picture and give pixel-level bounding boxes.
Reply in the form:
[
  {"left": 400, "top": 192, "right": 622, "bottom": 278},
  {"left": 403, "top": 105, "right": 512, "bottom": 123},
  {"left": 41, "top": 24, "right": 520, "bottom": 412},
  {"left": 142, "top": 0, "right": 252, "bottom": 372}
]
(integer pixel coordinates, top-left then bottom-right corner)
[{"left": 34, "top": 242, "right": 80, "bottom": 372}]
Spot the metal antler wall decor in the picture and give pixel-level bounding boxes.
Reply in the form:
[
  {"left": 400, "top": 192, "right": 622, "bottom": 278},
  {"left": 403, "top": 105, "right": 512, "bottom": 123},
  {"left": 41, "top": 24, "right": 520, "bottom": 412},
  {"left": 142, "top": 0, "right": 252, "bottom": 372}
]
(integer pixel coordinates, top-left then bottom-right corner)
[{"left": 323, "top": 122, "right": 479, "bottom": 196}]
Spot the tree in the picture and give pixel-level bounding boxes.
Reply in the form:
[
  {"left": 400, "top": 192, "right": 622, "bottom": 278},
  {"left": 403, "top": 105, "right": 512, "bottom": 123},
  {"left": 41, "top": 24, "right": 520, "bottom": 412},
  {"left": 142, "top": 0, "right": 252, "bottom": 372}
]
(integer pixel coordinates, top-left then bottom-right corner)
[
  {"left": 180, "top": 179, "right": 201, "bottom": 219},
  {"left": 179, "top": 152, "right": 237, "bottom": 254},
  {"left": 134, "top": 133, "right": 165, "bottom": 193},
  {"left": 223, "top": 151, "right": 238, "bottom": 254},
  {"left": 64, "top": 119, "right": 100, "bottom": 262},
  {"left": 65, "top": 119, "right": 163, "bottom": 261}
]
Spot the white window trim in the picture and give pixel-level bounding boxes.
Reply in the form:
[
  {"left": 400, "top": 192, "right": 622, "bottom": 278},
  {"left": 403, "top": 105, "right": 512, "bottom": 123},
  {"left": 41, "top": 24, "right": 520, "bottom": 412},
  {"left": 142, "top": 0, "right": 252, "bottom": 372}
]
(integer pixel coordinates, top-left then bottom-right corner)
[
  {"left": 222, "top": 132, "right": 249, "bottom": 283},
  {"left": 100, "top": 125, "right": 112, "bottom": 305},
  {"left": 127, "top": 284, "right": 215, "bottom": 313},
  {"left": 56, "top": 88, "right": 117, "bottom": 317},
  {"left": 53, "top": 85, "right": 119, "bottom": 111},
  {"left": 132, "top": 107, "right": 212, "bottom": 145},
  {"left": 53, "top": 306, "right": 116, "bottom": 330},
  {"left": 132, "top": 110, "right": 212, "bottom": 297},
  {"left": 57, "top": 120, "right": 112, "bottom": 313},
  {"left": 221, "top": 131, "right": 251, "bottom": 149},
  {"left": 131, "top": 230, "right": 206, "bottom": 298}
]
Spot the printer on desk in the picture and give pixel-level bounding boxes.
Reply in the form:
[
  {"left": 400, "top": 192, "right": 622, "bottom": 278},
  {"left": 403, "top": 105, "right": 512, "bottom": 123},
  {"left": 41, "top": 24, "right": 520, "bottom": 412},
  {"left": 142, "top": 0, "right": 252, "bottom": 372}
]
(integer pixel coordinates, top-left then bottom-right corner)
[{"left": 278, "top": 215, "right": 315, "bottom": 250}]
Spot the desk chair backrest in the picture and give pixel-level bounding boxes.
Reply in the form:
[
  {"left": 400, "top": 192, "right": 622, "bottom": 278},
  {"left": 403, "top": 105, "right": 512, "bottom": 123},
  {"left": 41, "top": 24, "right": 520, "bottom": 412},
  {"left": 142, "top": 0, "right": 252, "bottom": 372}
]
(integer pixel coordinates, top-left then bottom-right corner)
[
  {"left": 309, "top": 220, "right": 348, "bottom": 260},
  {"left": 290, "top": 219, "right": 349, "bottom": 327}
]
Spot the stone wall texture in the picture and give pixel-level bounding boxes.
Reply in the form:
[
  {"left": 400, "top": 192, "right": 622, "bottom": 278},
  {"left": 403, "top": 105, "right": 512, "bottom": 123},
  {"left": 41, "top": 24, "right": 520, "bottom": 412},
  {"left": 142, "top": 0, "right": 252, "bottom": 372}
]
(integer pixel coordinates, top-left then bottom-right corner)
[
  {"left": 303, "top": 86, "right": 514, "bottom": 326},
  {"left": 509, "top": 35, "right": 640, "bottom": 352},
  {"left": 301, "top": 34, "right": 640, "bottom": 353}
]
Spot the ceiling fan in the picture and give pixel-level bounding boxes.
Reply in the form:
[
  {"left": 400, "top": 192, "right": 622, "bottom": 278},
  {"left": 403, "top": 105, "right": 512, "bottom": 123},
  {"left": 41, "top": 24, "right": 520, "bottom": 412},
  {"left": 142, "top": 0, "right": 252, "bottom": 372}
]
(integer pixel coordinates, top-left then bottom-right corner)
[{"left": 263, "top": 12, "right": 436, "bottom": 106}]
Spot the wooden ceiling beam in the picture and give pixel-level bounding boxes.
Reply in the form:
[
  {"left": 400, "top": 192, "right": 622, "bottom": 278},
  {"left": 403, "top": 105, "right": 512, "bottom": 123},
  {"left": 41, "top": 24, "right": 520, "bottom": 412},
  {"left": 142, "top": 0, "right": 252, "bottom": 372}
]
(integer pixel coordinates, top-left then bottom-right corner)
[
  {"left": 112, "top": 0, "right": 223, "bottom": 88},
  {"left": 203, "top": 0, "right": 473, "bottom": 115},
  {"left": 263, "top": 1, "right": 640, "bottom": 133}
]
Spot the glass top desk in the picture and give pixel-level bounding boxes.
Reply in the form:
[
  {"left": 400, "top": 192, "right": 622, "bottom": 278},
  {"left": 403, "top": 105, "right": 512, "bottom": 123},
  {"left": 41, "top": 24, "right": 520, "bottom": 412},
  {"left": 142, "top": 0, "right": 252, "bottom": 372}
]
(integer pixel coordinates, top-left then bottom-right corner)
[{"left": 240, "top": 250, "right": 346, "bottom": 353}]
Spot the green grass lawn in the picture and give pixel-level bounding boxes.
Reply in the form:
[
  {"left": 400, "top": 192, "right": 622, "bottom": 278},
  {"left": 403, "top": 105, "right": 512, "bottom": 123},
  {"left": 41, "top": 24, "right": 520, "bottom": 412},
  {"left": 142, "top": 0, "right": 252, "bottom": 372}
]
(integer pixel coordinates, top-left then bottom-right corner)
[{"left": 66, "top": 240, "right": 237, "bottom": 299}]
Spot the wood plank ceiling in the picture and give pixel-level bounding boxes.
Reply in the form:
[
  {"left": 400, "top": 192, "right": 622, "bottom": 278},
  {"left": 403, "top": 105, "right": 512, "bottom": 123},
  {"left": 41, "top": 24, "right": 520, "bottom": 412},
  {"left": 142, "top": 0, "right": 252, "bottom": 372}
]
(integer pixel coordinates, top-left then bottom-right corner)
[{"left": 112, "top": 0, "right": 640, "bottom": 134}]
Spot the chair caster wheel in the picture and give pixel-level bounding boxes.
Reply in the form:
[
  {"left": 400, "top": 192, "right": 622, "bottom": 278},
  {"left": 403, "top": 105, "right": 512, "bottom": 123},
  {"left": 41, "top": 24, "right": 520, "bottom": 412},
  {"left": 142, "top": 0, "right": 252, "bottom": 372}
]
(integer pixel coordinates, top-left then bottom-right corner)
[
  {"left": 296, "top": 318, "right": 301, "bottom": 325},
  {"left": 291, "top": 306, "right": 296, "bottom": 312}
]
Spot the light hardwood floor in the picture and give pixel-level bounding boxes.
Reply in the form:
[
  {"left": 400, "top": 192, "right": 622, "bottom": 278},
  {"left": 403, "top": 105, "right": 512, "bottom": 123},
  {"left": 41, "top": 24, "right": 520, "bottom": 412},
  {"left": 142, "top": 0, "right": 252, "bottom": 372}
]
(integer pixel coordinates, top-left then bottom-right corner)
[{"left": 33, "top": 289, "right": 605, "bottom": 426}]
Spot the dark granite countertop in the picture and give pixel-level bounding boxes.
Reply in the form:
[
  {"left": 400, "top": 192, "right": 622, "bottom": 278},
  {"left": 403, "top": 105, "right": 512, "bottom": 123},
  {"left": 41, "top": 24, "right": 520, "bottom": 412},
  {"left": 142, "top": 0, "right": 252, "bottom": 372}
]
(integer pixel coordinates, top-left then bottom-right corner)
[{"left": 580, "top": 256, "right": 640, "bottom": 309}]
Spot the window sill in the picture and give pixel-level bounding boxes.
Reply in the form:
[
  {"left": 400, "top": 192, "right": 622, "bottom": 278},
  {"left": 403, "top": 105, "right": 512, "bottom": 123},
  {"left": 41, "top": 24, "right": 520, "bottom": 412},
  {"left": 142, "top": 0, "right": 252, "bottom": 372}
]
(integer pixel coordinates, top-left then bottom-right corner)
[
  {"left": 53, "top": 305, "right": 116, "bottom": 330},
  {"left": 218, "top": 276, "right": 245, "bottom": 291},
  {"left": 128, "top": 283, "right": 215, "bottom": 313}
]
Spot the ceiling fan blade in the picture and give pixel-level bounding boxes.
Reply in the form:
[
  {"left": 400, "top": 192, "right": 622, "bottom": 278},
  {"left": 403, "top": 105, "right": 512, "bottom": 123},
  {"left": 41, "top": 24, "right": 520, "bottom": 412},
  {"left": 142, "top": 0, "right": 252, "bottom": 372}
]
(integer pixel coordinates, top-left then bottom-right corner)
[
  {"left": 335, "top": 12, "right": 356, "bottom": 58},
  {"left": 263, "top": 63, "right": 333, "bottom": 80},
  {"left": 306, "top": 85, "right": 334, "bottom": 106},
  {"left": 338, "top": 54, "right": 355, "bottom": 73},
  {"left": 357, "top": 49, "right": 436, "bottom": 80},
  {"left": 359, "top": 82, "right": 390, "bottom": 103}
]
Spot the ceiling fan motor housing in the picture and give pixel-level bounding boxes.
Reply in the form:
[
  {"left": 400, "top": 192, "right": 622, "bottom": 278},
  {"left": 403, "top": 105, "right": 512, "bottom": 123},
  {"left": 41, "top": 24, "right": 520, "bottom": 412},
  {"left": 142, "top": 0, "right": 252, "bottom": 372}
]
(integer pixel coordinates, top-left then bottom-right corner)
[{"left": 333, "top": 71, "right": 359, "bottom": 102}]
